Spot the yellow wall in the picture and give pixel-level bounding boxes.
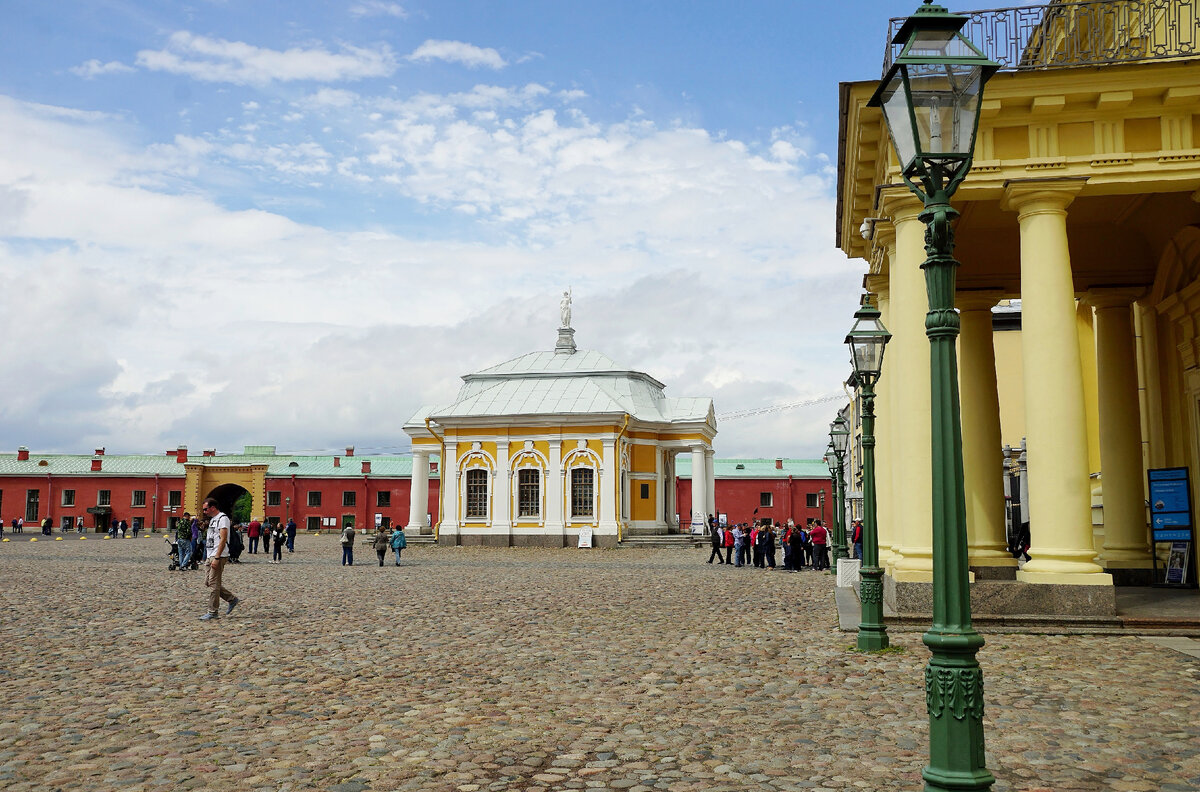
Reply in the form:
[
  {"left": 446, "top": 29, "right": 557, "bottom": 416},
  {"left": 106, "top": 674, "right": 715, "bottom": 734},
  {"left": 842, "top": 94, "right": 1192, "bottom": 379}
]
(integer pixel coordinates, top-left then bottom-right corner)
[{"left": 630, "top": 480, "right": 656, "bottom": 521}]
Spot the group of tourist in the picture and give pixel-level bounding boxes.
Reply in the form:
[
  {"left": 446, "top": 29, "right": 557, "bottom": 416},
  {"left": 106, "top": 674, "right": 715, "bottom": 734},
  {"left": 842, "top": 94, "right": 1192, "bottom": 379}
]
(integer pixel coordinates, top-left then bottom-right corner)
[
  {"left": 339, "top": 522, "right": 407, "bottom": 566},
  {"left": 705, "top": 516, "right": 841, "bottom": 571}
]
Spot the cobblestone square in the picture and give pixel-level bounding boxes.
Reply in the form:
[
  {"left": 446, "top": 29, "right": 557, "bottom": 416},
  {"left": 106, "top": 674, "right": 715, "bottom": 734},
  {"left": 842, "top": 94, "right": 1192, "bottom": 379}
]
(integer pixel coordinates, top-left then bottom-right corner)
[{"left": 1, "top": 536, "right": 1197, "bottom": 791}]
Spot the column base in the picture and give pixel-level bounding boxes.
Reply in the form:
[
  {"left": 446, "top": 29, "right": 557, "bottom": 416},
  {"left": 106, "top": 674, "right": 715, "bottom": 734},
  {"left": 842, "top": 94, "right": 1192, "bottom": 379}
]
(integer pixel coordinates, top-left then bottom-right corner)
[
  {"left": 891, "top": 546, "right": 933, "bottom": 581},
  {"left": 1016, "top": 569, "right": 1113, "bottom": 586}
]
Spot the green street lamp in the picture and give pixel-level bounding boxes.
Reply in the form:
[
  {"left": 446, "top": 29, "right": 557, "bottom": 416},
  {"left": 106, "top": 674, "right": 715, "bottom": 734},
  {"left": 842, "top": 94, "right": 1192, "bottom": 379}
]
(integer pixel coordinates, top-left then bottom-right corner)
[
  {"left": 845, "top": 300, "right": 890, "bottom": 655},
  {"left": 829, "top": 415, "right": 851, "bottom": 570},
  {"left": 868, "top": 3, "right": 999, "bottom": 791}
]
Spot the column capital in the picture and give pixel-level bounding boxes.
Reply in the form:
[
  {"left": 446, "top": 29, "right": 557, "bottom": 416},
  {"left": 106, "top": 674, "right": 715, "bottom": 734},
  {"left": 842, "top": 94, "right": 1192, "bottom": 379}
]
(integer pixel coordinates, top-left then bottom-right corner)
[
  {"left": 955, "top": 289, "right": 1005, "bottom": 312},
  {"left": 879, "top": 187, "right": 923, "bottom": 225},
  {"left": 1085, "top": 286, "right": 1146, "bottom": 310},
  {"left": 864, "top": 274, "right": 889, "bottom": 299},
  {"left": 1000, "top": 177, "right": 1087, "bottom": 216}
]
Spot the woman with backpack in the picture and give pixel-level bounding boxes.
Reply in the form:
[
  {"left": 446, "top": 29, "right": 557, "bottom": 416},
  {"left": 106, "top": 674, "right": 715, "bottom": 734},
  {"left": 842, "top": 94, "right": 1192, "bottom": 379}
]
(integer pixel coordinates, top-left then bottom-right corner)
[
  {"left": 270, "top": 521, "right": 286, "bottom": 564},
  {"left": 390, "top": 524, "right": 407, "bottom": 565},
  {"left": 340, "top": 523, "right": 355, "bottom": 566}
]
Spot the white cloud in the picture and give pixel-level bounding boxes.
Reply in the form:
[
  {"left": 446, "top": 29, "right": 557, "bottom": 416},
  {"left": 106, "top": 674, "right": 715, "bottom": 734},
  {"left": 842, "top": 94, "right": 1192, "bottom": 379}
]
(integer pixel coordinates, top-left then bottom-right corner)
[
  {"left": 135, "top": 32, "right": 396, "bottom": 85},
  {"left": 407, "top": 39, "right": 507, "bottom": 70},
  {"left": 70, "top": 59, "right": 135, "bottom": 79},
  {"left": 0, "top": 87, "right": 859, "bottom": 458},
  {"left": 350, "top": 1, "right": 407, "bottom": 18}
]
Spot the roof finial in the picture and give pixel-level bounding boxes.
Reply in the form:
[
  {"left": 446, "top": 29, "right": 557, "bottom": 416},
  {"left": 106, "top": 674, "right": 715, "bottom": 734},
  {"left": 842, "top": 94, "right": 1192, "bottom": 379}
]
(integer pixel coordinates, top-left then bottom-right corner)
[{"left": 555, "top": 288, "right": 576, "bottom": 354}]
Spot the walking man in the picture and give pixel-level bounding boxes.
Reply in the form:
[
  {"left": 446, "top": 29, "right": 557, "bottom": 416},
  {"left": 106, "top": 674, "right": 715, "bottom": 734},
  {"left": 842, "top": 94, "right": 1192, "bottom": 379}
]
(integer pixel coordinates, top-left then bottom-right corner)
[
  {"left": 707, "top": 522, "right": 725, "bottom": 564},
  {"left": 199, "top": 497, "right": 239, "bottom": 620},
  {"left": 285, "top": 517, "right": 297, "bottom": 552}
]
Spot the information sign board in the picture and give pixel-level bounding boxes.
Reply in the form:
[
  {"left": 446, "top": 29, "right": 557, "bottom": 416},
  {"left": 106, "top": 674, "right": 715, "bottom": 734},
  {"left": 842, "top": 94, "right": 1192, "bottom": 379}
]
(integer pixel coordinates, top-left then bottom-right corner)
[{"left": 1148, "top": 467, "right": 1195, "bottom": 587}]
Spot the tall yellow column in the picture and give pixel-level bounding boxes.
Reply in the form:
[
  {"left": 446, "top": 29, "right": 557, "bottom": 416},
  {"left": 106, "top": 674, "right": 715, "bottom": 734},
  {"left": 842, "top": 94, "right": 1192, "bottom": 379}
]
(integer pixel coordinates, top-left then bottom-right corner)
[
  {"left": 881, "top": 190, "right": 933, "bottom": 581},
  {"left": 956, "top": 290, "right": 1017, "bottom": 572},
  {"left": 1003, "top": 181, "right": 1111, "bottom": 584},
  {"left": 865, "top": 269, "right": 895, "bottom": 567},
  {"left": 1090, "top": 288, "right": 1154, "bottom": 572}
]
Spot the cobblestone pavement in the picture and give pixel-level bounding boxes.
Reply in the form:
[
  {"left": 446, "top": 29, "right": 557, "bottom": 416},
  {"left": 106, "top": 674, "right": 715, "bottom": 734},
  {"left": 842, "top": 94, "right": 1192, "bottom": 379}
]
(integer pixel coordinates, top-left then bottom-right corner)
[{"left": 1, "top": 535, "right": 1197, "bottom": 792}]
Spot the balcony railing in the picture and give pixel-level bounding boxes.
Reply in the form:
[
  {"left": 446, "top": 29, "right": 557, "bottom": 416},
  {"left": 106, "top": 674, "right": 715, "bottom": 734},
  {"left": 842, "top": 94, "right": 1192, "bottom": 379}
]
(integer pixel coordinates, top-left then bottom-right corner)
[{"left": 884, "top": 0, "right": 1198, "bottom": 72}]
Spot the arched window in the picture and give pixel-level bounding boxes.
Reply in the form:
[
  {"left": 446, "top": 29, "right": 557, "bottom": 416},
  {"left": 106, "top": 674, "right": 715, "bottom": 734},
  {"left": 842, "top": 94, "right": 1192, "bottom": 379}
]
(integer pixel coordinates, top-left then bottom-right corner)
[
  {"left": 465, "top": 469, "right": 488, "bottom": 519},
  {"left": 517, "top": 468, "right": 541, "bottom": 518},
  {"left": 571, "top": 468, "right": 595, "bottom": 518}
]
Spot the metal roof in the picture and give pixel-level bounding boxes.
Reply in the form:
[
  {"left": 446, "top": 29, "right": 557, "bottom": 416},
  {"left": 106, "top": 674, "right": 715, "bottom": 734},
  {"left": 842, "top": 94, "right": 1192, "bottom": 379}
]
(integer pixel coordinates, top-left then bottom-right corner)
[
  {"left": 412, "top": 345, "right": 712, "bottom": 426},
  {"left": 0, "top": 452, "right": 441, "bottom": 479}
]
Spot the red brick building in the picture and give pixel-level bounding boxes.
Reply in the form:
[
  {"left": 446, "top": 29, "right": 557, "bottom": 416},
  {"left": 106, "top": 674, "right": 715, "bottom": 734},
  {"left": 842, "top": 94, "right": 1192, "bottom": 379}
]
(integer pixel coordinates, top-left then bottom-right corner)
[{"left": 0, "top": 446, "right": 827, "bottom": 534}]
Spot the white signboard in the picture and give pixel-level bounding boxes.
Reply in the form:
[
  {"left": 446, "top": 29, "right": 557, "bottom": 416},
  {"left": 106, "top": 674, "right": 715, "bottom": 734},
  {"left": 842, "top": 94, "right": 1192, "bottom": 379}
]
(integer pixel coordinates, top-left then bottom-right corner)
[
  {"left": 375, "top": 513, "right": 383, "bottom": 527},
  {"left": 578, "top": 527, "right": 593, "bottom": 548}
]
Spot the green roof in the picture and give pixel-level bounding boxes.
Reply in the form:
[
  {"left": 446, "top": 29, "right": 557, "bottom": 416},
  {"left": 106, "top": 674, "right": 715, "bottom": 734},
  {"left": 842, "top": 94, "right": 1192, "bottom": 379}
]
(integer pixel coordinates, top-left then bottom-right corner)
[
  {"left": 0, "top": 452, "right": 441, "bottom": 479},
  {"left": 0, "top": 451, "right": 826, "bottom": 480},
  {"left": 675, "top": 457, "right": 830, "bottom": 479}
]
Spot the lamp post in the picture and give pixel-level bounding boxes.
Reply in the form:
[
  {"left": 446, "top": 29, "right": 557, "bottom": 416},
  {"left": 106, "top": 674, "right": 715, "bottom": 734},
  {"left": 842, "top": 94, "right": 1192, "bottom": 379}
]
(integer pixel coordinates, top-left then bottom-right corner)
[
  {"left": 829, "top": 415, "right": 851, "bottom": 569},
  {"left": 845, "top": 300, "right": 891, "bottom": 655},
  {"left": 868, "top": 3, "right": 998, "bottom": 790}
]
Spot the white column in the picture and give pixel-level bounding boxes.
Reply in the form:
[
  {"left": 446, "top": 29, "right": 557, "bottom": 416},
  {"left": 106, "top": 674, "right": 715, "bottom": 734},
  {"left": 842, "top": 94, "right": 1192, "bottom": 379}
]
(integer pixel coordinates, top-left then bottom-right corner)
[
  {"left": 440, "top": 440, "right": 459, "bottom": 542},
  {"left": 654, "top": 444, "right": 666, "bottom": 531},
  {"left": 547, "top": 439, "right": 564, "bottom": 538},
  {"left": 407, "top": 449, "right": 429, "bottom": 531},
  {"left": 666, "top": 451, "right": 677, "bottom": 529},
  {"left": 598, "top": 438, "right": 619, "bottom": 538},
  {"left": 492, "top": 439, "right": 511, "bottom": 538},
  {"left": 690, "top": 445, "right": 707, "bottom": 533},
  {"left": 705, "top": 450, "right": 716, "bottom": 526}
]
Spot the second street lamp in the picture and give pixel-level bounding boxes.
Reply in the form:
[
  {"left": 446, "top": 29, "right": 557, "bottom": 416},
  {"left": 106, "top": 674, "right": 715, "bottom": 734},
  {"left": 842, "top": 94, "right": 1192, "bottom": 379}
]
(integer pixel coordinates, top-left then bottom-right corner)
[
  {"left": 829, "top": 415, "right": 852, "bottom": 569},
  {"left": 845, "top": 300, "right": 891, "bottom": 653},
  {"left": 867, "top": 2, "right": 999, "bottom": 790}
]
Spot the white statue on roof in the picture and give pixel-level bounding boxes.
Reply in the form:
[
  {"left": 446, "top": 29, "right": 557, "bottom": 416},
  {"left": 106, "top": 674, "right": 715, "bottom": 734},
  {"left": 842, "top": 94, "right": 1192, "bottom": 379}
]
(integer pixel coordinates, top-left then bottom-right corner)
[{"left": 560, "top": 288, "right": 572, "bottom": 328}]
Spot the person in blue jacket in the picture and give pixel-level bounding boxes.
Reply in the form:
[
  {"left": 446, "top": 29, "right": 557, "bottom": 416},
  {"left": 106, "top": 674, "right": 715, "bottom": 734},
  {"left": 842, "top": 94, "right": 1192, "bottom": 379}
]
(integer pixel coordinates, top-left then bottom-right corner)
[{"left": 389, "top": 524, "right": 407, "bottom": 566}]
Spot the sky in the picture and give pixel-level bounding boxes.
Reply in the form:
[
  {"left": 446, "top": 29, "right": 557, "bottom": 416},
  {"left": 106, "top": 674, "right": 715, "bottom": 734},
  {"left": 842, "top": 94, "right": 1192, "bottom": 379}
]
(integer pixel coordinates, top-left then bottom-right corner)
[{"left": 0, "top": 0, "right": 928, "bottom": 458}]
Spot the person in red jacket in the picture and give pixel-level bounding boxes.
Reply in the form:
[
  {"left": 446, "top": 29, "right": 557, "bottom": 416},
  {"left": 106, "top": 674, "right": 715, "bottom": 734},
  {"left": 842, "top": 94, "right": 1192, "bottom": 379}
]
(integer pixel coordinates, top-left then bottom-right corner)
[
  {"left": 247, "top": 518, "right": 262, "bottom": 554},
  {"left": 810, "top": 520, "right": 829, "bottom": 570},
  {"left": 723, "top": 523, "right": 735, "bottom": 564}
]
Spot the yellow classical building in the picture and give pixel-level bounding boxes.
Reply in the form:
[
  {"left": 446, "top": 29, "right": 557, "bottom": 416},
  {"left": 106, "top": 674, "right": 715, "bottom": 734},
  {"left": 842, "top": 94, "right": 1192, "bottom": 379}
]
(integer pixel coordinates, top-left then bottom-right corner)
[
  {"left": 404, "top": 321, "right": 717, "bottom": 548},
  {"left": 837, "top": 1, "right": 1200, "bottom": 588}
]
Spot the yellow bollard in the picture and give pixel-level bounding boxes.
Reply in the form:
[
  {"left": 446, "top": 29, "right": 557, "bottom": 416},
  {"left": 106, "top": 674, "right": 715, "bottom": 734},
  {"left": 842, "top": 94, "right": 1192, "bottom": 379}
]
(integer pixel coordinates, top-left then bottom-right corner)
[
  {"left": 30, "top": 537, "right": 38, "bottom": 542},
  {"left": 55, "top": 537, "right": 63, "bottom": 541}
]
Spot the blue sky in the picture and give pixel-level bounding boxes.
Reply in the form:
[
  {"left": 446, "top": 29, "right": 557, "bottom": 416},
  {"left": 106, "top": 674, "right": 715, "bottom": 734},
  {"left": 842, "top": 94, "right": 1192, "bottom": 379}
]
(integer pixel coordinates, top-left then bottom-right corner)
[{"left": 0, "top": 1, "right": 926, "bottom": 456}]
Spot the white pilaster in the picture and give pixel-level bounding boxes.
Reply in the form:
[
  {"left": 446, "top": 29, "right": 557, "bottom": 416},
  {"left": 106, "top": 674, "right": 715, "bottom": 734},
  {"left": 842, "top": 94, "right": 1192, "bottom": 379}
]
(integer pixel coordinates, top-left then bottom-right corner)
[
  {"left": 547, "top": 439, "right": 564, "bottom": 538},
  {"left": 598, "top": 438, "right": 619, "bottom": 538},
  {"left": 492, "top": 439, "right": 511, "bottom": 537},
  {"left": 441, "top": 441, "right": 459, "bottom": 540}
]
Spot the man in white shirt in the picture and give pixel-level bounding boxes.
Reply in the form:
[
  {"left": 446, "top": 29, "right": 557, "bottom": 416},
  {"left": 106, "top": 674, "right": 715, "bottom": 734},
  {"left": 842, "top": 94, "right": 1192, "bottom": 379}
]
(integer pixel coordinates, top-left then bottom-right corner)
[{"left": 199, "top": 497, "right": 239, "bottom": 620}]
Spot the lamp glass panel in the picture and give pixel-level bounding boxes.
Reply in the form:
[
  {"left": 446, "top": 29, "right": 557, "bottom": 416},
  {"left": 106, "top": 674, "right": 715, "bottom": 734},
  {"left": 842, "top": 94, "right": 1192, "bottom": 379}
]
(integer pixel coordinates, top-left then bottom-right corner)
[
  {"left": 825, "top": 450, "right": 838, "bottom": 469},
  {"left": 907, "top": 62, "right": 983, "bottom": 158},
  {"left": 907, "top": 29, "right": 977, "bottom": 59},
  {"left": 850, "top": 337, "right": 881, "bottom": 376},
  {"left": 878, "top": 71, "right": 917, "bottom": 169}
]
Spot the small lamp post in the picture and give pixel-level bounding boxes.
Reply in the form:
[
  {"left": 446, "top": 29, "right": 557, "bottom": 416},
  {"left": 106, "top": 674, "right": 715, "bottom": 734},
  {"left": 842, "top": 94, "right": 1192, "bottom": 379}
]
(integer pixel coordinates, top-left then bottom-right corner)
[
  {"left": 829, "top": 415, "right": 852, "bottom": 569},
  {"left": 846, "top": 299, "right": 891, "bottom": 655},
  {"left": 868, "top": 3, "right": 998, "bottom": 790}
]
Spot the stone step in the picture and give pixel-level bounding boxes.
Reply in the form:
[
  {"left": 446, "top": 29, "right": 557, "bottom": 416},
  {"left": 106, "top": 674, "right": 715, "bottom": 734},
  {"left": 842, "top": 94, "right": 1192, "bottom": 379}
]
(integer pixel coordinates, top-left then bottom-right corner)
[{"left": 619, "top": 534, "right": 706, "bottom": 548}]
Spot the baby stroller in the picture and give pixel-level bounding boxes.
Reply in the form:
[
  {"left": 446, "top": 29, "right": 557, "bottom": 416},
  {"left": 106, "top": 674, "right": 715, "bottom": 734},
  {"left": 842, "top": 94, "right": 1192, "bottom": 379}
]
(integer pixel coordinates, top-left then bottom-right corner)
[{"left": 166, "top": 535, "right": 181, "bottom": 571}]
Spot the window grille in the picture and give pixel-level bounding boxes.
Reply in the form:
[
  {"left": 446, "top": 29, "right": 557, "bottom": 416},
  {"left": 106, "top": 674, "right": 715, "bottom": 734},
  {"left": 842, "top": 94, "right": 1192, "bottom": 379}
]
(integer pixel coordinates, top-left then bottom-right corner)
[
  {"left": 518, "top": 469, "right": 540, "bottom": 517},
  {"left": 466, "top": 469, "right": 489, "bottom": 519},
  {"left": 571, "top": 468, "right": 594, "bottom": 519}
]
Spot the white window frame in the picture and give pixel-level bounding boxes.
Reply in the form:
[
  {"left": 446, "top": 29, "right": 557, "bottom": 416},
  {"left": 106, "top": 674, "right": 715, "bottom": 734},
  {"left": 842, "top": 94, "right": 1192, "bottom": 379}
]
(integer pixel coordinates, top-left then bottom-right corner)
[
  {"left": 465, "top": 468, "right": 489, "bottom": 520},
  {"left": 61, "top": 489, "right": 76, "bottom": 507},
  {"left": 132, "top": 490, "right": 146, "bottom": 508}
]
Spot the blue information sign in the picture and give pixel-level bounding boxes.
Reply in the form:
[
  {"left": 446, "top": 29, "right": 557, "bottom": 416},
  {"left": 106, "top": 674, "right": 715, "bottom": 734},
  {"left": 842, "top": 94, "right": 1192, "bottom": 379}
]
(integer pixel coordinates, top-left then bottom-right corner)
[{"left": 1148, "top": 467, "right": 1194, "bottom": 587}]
